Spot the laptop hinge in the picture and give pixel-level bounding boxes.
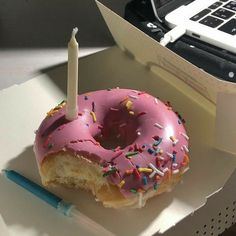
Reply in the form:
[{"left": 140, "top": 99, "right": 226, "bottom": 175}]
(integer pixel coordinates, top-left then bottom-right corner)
[{"left": 156, "top": 0, "right": 194, "bottom": 19}]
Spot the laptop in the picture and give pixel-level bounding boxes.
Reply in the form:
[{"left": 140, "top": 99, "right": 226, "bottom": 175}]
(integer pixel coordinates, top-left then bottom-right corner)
[{"left": 151, "top": 0, "right": 236, "bottom": 53}]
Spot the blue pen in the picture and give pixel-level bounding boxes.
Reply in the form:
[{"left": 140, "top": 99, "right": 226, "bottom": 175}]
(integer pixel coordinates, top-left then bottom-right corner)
[{"left": 2, "top": 169, "right": 114, "bottom": 236}]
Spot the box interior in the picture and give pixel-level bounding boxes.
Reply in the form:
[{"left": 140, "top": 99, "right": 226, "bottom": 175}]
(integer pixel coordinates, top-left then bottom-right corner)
[{"left": 1, "top": 47, "right": 236, "bottom": 235}]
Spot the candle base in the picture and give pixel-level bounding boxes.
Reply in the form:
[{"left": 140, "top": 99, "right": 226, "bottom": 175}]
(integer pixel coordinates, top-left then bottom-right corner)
[{"left": 65, "top": 107, "right": 78, "bottom": 121}]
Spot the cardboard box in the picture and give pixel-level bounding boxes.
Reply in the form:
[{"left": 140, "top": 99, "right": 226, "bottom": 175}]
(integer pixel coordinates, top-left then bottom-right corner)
[
  {"left": 96, "top": 0, "right": 236, "bottom": 155},
  {"left": 94, "top": 1, "right": 236, "bottom": 235}
]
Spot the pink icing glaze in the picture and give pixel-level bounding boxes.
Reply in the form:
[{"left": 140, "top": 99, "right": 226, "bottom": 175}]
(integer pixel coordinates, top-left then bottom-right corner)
[{"left": 34, "top": 88, "right": 189, "bottom": 197}]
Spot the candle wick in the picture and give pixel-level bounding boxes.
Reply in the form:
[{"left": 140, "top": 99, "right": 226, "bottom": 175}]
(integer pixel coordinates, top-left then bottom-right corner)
[{"left": 72, "top": 27, "right": 78, "bottom": 38}]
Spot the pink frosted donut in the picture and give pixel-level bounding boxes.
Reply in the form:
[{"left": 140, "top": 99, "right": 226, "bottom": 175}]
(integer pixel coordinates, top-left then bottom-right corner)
[{"left": 34, "top": 88, "right": 189, "bottom": 208}]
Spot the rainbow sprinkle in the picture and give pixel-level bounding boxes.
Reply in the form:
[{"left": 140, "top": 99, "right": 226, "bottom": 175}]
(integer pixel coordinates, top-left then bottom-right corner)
[
  {"left": 90, "top": 111, "right": 97, "bottom": 123},
  {"left": 154, "top": 98, "right": 159, "bottom": 104},
  {"left": 175, "top": 112, "right": 186, "bottom": 124},
  {"left": 172, "top": 163, "right": 178, "bottom": 168},
  {"left": 70, "top": 140, "right": 78, "bottom": 144},
  {"left": 125, "top": 151, "right": 139, "bottom": 158},
  {"left": 162, "top": 167, "right": 169, "bottom": 173},
  {"left": 172, "top": 169, "right": 180, "bottom": 174},
  {"left": 148, "top": 148, "right": 155, "bottom": 155},
  {"left": 149, "top": 163, "right": 164, "bottom": 177},
  {"left": 129, "top": 95, "right": 138, "bottom": 99},
  {"left": 125, "top": 100, "right": 133, "bottom": 110},
  {"left": 149, "top": 171, "right": 156, "bottom": 178},
  {"left": 110, "top": 107, "right": 119, "bottom": 111},
  {"left": 136, "top": 112, "right": 146, "bottom": 117},
  {"left": 120, "top": 96, "right": 129, "bottom": 104},
  {"left": 170, "top": 136, "right": 179, "bottom": 145},
  {"left": 182, "top": 154, "right": 190, "bottom": 166},
  {"left": 159, "top": 149, "right": 164, "bottom": 155},
  {"left": 180, "top": 132, "right": 189, "bottom": 140},
  {"left": 129, "top": 111, "right": 135, "bottom": 115},
  {"left": 103, "top": 167, "right": 117, "bottom": 177},
  {"left": 156, "top": 158, "right": 161, "bottom": 168},
  {"left": 46, "top": 100, "right": 66, "bottom": 117},
  {"left": 182, "top": 166, "right": 190, "bottom": 173},
  {"left": 138, "top": 91, "right": 146, "bottom": 95},
  {"left": 137, "top": 188, "right": 145, "bottom": 193},
  {"left": 143, "top": 176, "right": 148, "bottom": 185},
  {"left": 153, "top": 182, "right": 158, "bottom": 191},
  {"left": 133, "top": 168, "right": 141, "bottom": 179},
  {"left": 47, "top": 143, "right": 54, "bottom": 149},
  {"left": 98, "top": 125, "right": 103, "bottom": 129},
  {"left": 172, "top": 152, "right": 176, "bottom": 162},
  {"left": 154, "top": 148, "right": 159, "bottom": 154},
  {"left": 43, "top": 135, "right": 52, "bottom": 148},
  {"left": 183, "top": 145, "right": 189, "bottom": 153},
  {"left": 153, "top": 138, "right": 162, "bottom": 146},
  {"left": 130, "top": 188, "right": 137, "bottom": 194},
  {"left": 167, "top": 152, "right": 174, "bottom": 159},
  {"left": 119, "top": 123, "right": 127, "bottom": 128},
  {"left": 59, "top": 100, "right": 66, "bottom": 105},
  {"left": 125, "top": 169, "right": 134, "bottom": 175},
  {"left": 154, "top": 123, "right": 164, "bottom": 129},
  {"left": 92, "top": 102, "right": 95, "bottom": 112},
  {"left": 156, "top": 175, "right": 161, "bottom": 181},
  {"left": 118, "top": 180, "right": 125, "bottom": 188},
  {"left": 138, "top": 168, "right": 153, "bottom": 173},
  {"left": 112, "top": 150, "right": 123, "bottom": 159}
]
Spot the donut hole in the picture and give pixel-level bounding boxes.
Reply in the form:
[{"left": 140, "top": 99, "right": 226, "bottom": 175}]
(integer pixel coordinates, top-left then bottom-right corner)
[
  {"left": 94, "top": 109, "right": 139, "bottom": 150},
  {"left": 95, "top": 132, "right": 127, "bottom": 150}
]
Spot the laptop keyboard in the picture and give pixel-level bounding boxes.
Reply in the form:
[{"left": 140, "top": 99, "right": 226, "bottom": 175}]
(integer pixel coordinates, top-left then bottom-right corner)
[{"left": 190, "top": 0, "right": 236, "bottom": 35}]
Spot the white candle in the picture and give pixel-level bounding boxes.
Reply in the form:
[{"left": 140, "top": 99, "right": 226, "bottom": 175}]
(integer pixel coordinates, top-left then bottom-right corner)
[{"left": 66, "top": 27, "right": 79, "bottom": 121}]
